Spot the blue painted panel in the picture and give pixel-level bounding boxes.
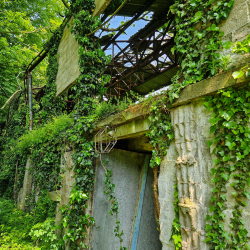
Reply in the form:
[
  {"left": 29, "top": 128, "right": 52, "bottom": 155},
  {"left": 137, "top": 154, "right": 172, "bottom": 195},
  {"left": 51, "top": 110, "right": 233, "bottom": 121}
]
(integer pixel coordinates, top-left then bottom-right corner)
[{"left": 131, "top": 155, "right": 150, "bottom": 250}]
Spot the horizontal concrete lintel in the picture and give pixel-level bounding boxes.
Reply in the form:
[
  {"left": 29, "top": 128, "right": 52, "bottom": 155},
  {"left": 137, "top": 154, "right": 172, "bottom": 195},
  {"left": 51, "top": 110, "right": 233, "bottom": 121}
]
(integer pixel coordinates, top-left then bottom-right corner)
[
  {"left": 94, "top": 116, "right": 150, "bottom": 141},
  {"left": 96, "top": 106, "right": 148, "bottom": 129}
]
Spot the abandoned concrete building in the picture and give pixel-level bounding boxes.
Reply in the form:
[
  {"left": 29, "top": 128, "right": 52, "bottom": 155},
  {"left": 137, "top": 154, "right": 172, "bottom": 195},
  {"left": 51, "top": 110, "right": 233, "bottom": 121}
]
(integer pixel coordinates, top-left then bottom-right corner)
[{"left": 13, "top": 0, "right": 250, "bottom": 249}]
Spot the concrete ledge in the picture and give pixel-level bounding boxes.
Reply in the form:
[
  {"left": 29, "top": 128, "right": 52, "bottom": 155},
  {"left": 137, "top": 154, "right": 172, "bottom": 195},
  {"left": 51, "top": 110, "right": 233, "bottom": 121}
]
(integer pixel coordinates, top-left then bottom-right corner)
[
  {"left": 172, "top": 67, "right": 250, "bottom": 108},
  {"left": 96, "top": 106, "right": 148, "bottom": 129}
]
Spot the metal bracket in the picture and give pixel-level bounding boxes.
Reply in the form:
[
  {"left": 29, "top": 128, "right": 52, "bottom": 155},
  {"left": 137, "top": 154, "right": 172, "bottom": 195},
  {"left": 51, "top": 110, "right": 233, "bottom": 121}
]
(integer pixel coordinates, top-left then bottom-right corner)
[{"left": 94, "top": 126, "right": 117, "bottom": 153}]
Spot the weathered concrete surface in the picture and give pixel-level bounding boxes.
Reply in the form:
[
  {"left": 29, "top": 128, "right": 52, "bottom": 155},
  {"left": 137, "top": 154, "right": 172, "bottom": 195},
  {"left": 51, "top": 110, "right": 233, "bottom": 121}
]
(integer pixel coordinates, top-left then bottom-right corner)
[
  {"left": 158, "top": 141, "right": 177, "bottom": 250},
  {"left": 48, "top": 190, "right": 60, "bottom": 202},
  {"left": 128, "top": 136, "right": 154, "bottom": 152},
  {"left": 56, "top": 0, "right": 111, "bottom": 97},
  {"left": 55, "top": 150, "right": 76, "bottom": 250},
  {"left": 53, "top": 149, "right": 94, "bottom": 249},
  {"left": 220, "top": 0, "right": 250, "bottom": 42},
  {"left": 96, "top": 105, "right": 148, "bottom": 128},
  {"left": 170, "top": 101, "right": 214, "bottom": 250},
  {"left": 105, "top": 116, "right": 150, "bottom": 140},
  {"left": 56, "top": 18, "right": 80, "bottom": 97},
  {"left": 172, "top": 63, "right": 250, "bottom": 108},
  {"left": 93, "top": 113, "right": 150, "bottom": 141},
  {"left": 91, "top": 149, "right": 143, "bottom": 250},
  {"left": 93, "top": 0, "right": 112, "bottom": 17},
  {"left": 18, "top": 158, "right": 33, "bottom": 211},
  {"left": 219, "top": 0, "right": 250, "bottom": 68},
  {"left": 90, "top": 149, "right": 161, "bottom": 250}
]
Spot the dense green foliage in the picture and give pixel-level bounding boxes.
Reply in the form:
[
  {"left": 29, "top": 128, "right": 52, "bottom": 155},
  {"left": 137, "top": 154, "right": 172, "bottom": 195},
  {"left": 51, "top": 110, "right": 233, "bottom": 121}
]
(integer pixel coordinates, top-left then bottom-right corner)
[
  {"left": 0, "top": 0, "right": 65, "bottom": 128},
  {"left": 2, "top": 0, "right": 247, "bottom": 249},
  {"left": 0, "top": 0, "right": 143, "bottom": 248},
  {"left": 0, "top": 197, "right": 59, "bottom": 249},
  {"left": 203, "top": 31, "right": 250, "bottom": 250},
  {"left": 167, "top": 0, "right": 234, "bottom": 102},
  {"left": 204, "top": 86, "right": 250, "bottom": 249}
]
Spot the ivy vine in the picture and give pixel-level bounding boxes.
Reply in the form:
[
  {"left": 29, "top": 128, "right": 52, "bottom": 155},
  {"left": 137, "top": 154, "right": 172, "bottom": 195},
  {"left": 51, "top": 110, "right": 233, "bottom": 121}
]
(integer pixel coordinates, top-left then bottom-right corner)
[
  {"left": 0, "top": 0, "right": 243, "bottom": 249},
  {"left": 102, "top": 160, "right": 127, "bottom": 250},
  {"left": 167, "top": 0, "right": 234, "bottom": 103},
  {"left": 204, "top": 86, "right": 250, "bottom": 249}
]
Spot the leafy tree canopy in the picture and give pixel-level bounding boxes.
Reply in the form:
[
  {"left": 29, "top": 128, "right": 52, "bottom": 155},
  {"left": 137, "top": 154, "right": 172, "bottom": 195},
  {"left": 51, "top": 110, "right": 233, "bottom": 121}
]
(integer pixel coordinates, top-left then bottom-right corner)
[{"left": 0, "top": 0, "right": 65, "bottom": 129}]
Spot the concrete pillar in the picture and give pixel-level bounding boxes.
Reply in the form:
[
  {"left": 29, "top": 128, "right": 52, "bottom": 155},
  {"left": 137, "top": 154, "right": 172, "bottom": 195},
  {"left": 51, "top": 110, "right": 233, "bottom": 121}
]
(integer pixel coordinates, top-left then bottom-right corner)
[{"left": 17, "top": 157, "right": 33, "bottom": 211}]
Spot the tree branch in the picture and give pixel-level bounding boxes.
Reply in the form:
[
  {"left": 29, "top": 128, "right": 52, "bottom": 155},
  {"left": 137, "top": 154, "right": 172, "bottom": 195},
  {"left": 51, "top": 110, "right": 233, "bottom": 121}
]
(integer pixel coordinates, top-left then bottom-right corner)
[{"left": 61, "top": 0, "right": 70, "bottom": 9}]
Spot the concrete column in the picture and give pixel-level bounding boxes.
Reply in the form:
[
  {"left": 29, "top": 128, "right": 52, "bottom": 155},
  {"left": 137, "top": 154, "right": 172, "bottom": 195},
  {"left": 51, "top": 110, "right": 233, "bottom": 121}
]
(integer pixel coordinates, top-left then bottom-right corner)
[{"left": 17, "top": 157, "right": 33, "bottom": 211}]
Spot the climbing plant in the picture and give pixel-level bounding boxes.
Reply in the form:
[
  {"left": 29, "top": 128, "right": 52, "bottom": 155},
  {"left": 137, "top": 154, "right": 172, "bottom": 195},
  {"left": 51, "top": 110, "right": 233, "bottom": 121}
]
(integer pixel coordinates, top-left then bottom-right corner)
[
  {"left": 101, "top": 158, "right": 127, "bottom": 250},
  {"left": 204, "top": 86, "right": 250, "bottom": 249},
  {"left": 167, "top": 0, "right": 234, "bottom": 103},
  {"left": 0, "top": 0, "right": 241, "bottom": 249}
]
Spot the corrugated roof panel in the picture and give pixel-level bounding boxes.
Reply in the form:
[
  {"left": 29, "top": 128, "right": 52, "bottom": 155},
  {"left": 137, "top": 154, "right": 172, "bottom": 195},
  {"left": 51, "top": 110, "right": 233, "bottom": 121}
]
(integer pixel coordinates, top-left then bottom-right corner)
[{"left": 133, "top": 66, "right": 179, "bottom": 95}]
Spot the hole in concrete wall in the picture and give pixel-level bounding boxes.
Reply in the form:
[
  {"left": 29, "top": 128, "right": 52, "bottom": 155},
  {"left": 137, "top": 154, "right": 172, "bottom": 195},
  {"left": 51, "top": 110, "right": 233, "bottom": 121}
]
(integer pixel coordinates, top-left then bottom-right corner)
[{"left": 113, "top": 136, "right": 153, "bottom": 154}]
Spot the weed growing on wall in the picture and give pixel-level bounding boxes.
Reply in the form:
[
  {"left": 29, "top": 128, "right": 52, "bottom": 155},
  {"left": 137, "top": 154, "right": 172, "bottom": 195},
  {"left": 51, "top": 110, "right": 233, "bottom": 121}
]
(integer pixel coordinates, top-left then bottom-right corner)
[{"left": 204, "top": 86, "right": 250, "bottom": 249}]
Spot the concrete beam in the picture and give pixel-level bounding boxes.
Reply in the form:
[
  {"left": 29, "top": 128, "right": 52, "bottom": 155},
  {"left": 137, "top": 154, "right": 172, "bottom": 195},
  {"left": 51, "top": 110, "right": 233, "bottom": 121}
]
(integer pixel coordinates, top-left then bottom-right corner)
[
  {"left": 172, "top": 56, "right": 250, "bottom": 108},
  {"left": 98, "top": 116, "right": 150, "bottom": 141},
  {"left": 93, "top": 0, "right": 112, "bottom": 17}
]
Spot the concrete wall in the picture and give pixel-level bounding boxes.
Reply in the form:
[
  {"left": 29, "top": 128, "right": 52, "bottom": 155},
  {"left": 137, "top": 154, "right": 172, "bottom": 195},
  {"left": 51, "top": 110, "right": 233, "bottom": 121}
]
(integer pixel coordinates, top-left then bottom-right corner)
[
  {"left": 56, "top": 0, "right": 111, "bottom": 97},
  {"left": 18, "top": 157, "right": 33, "bottom": 211},
  {"left": 160, "top": 101, "right": 214, "bottom": 250},
  {"left": 56, "top": 18, "right": 80, "bottom": 97},
  {"left": 220, "top": 0, "right": 250, "bottom": 67},
  {"left": 220, "top": 0, "right": 250, "bottom": 43}
]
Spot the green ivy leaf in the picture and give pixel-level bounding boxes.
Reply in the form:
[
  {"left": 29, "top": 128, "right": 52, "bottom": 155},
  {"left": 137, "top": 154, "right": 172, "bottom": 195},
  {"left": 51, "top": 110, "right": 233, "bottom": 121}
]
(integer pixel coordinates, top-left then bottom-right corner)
[
  {"left": 222, "top": 155, "right": 231, "bottom": 162},
  {"left": 193, "top": 11, "right": 203, "bottom": 22},
  {"left": 207, "top": 140, "right": 213, "bottom": 148},
  {"left": 232, "top": 71, "right": 244, "bottom": 79},
  {"left": 155, "top": 157, "right": 161, "bottom": 165},
  {"left": 211, "top": 168, "right": 217, "bottom": 176},
  {"left": 221, "top": 172, "right": 230, "bottom": 181},
  {"left": 225, "top": 140, "right": 236, "bottom": 150},
  {"left": 214, "top": 158, "right": 220, "bottom": 165}
]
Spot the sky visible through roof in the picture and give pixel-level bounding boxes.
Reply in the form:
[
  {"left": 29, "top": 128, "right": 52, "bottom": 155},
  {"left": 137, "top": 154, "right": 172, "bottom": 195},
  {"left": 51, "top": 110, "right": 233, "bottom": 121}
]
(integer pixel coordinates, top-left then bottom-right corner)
[{"left": 100, "top": 13, "right": 170, "bottom": 95}]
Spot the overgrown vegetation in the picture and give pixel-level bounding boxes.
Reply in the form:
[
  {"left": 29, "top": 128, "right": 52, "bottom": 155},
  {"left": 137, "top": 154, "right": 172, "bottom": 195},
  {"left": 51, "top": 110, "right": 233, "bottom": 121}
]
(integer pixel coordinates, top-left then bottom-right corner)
[
  {"left": 3, "top": 0, "right": 249, "bottom": 249},
  {"left": 0, "top": 197, "right": 60, "bottom": 249},
  {"left": 204, "top": 86, "right": 250, "bottom": 249},
  {"left": 167, "top": 0, "right": 234, "bottom": 102},
  {"left": 0, "top": 0, "right": 65, "bottom": 129}
]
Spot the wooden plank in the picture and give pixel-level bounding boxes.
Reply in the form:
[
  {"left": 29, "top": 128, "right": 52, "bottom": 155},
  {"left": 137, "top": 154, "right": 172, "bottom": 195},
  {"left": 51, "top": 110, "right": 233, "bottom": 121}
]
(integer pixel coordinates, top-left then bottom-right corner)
[{"left": 130, "top": 154, "right": 150, "bottom": 250}]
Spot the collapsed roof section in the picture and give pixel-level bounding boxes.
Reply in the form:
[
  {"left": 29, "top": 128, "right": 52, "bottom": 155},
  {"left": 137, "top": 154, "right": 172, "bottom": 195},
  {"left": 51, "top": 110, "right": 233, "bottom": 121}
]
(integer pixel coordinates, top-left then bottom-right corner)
[{"left": 100, "top": 0, "right": 177, "bottom": 98}]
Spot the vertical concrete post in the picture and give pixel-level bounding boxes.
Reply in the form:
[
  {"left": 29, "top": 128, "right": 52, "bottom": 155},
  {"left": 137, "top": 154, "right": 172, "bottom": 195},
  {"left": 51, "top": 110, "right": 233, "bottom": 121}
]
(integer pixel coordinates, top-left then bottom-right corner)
[{"left": 18, "top": 157, "right": 33, "bottom": 211}]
